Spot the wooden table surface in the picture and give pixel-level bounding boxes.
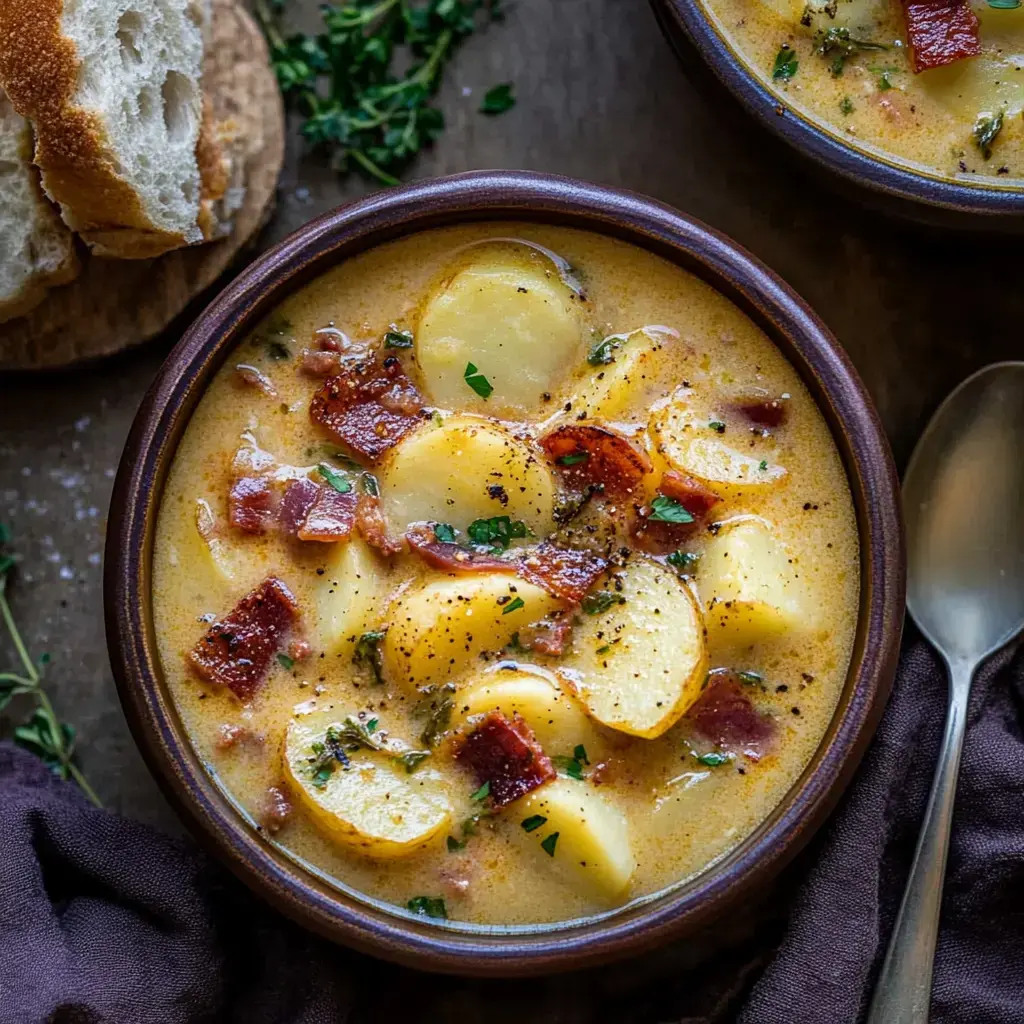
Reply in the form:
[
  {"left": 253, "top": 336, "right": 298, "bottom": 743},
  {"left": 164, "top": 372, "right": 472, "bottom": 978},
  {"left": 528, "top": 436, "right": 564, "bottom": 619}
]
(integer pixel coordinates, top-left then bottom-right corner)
[{"left": 0, "top": 0, "right": 1018, "bottom": 1015}]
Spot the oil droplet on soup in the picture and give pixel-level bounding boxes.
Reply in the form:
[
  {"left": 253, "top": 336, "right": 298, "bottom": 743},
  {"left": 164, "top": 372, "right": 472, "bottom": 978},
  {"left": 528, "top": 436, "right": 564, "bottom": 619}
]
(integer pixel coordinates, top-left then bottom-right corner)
[{"left": 152, "top": 224, "right": 859, "bottom": 926}]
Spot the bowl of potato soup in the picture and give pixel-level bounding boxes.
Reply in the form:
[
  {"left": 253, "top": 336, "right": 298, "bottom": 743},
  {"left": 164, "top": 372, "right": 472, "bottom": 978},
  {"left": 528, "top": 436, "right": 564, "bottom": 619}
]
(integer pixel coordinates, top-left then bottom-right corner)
[
  {"left": 651, "top": 0, "right": 1024, "bottom": 226},
  {"left": 105, "top": 171, "right": 904, "bottom": 974}
]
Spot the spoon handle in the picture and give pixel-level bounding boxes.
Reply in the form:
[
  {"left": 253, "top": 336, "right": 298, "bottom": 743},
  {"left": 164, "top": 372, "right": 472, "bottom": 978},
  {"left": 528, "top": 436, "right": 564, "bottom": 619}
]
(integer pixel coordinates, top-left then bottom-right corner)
[{"left": 866, "top": 659, "right": 973, "bottom": 1024}]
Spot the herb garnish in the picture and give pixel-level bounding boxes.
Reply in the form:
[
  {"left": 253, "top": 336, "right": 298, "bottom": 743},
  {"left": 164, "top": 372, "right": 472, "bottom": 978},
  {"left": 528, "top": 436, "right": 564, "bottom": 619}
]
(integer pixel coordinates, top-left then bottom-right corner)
[
  {"left": 464, "top": 362, "right": 493, "bottom": 399},
  {"left": 552, "top": 746, "right": 588, "bottom": 780},
  {"left": 480, "top": 82, "right": 515, "bottom": 114},
  {"left": 318, "top": 462, "right": 352, "bottom": 493},
  {"left": 696, "top": 751, "right": 732, "bottom": 767},
  {"left": 383, "top": 327, "right": 414, "bottom": 348},
  {"left": 974, "top": 110, "right": 1004, "bottom": 159},
  {"left": 738, "top": 670, "right": 763, "bottom": 687},
  {"left": 708, "top": 420, "right": 726, "bottom": 434},
  {"left": 415, "top": 682, "right": 455, "bottom": 746},
  {"left": 467, "top": 515, "right": 529, "bottom": 552},
  {"left": 361, "top": 472, "right": 381, "bottom": 497},
  {"left": 987, "top": 0, "right": 1021, "bottom": 8},
  {"left": 394, "top": 749, "right": 432, "bottom": 773},
  {"left": 581, "top": 591, "right": 624, "bottom": 615},
  {"left": 540, "top": 832, "right": 560, "bottom": 857},
  {"left": 255, "top": 0, "right": 509, "bottom": 187},
  {"left": 667, "top": 550, "right": 699, "bottom": 573},
  {"left": 587, "top": 335, "right": 623, "bottom": 366},
  {"left": 277, "top": 652, "right": 295, "bottom": 671},
  {"left": 758, "top": 459, "right": 769, "bottom": 471},
  {"left": 433, "top": 522, "right": 458, "bottom": 544},
  {"left": 557, "top": 451, "right": 589, "bottom": 466},
  {"left": 814, "top": 27, "right": 888, "bottom": 77},
  {"left": 521, "top": 814, "right": 548, "bottom": 832},
  {"left": 649, "top": 495, "right": 695, "bottom": 524},
  {"left": 407, "top": 895, "right": 448, "bottom": 919},
  {"left": 772, "top": 45, "right": 799, "bottom": 81},
  {"left": 502, "top": 596, "right": 525, "bottom": 615},
  {"left": 0, "top": 525, "right": 100, "bottom": 805},
  {"left": 839, "top": 95, "right": 855, "bottom": 115},
  {"left": 353, "top": 630, "right": 386, "bottom": 685},
  {"left": 470, "top": 780, "right": 491, "bottom": 802}
]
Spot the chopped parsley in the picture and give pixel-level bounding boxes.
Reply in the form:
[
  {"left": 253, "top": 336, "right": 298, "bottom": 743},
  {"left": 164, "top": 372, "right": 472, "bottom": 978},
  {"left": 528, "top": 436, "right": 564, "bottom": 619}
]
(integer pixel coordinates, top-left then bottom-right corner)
[
  {"left": 277, "top": 652, "right": 295, "bottom": 671},
  {"left": 521, "top": 814, "right": 548, "bottom": 832},
  {"left": 353, "top": 630, "right": 386, "bottom": 685},
  {"left": 470, "top": 781, "right": 491, "bottom": 802},
  {"left": 814, "top": 27, "right": 888, "bottom": 77},
  {"left": 839, "top": 95, "right": 855, "bottom": 115},
  {"left": 394, "top": 749, "right": 431, "bottom": 773},
  {"left": 649, "top": 495, "right": 695, "bottom": 524},
  {"left": 667, "top": 550, "right": 699, "bottom": 573},
  {"left": 696, "top": 751, "right": 732, "bottom": 767},
  {"left": 759, "top": 460, "right": 769, "bottom": 471},
  {"left": 360, "top": 472, "right": 380, "bottom": 497},
  {"left": 581, "top": 590, "right": 624, "bottom": 615},
  {"left": 446, "top": 835, "right": 465, "bottom": 852},
  {"left": 407, "top": 896, "right": 448, "bottom": 919},
  {"left": 552, "top": 750, "right": 587, "bottom": 780},
  {"left": 988, "top": 0, "right": 1021, "bottom": 8},
  {"left": 415, "top": 683, "right": 455, "bottom": 746},
  {"left": 464, "top": 362, "right": 493, "bottom": 399},
  {"left": 974, "top": 110, "right": 1004, "bottom": 159},
  {"left": 502, "top": 596, "right": 525, "bottom": 615},
  {"left": 738, "top": 670, "right": 764, "bottom": 686},
  {"left": 708, "top": 420, "right": 726, "bottom": 434},
  {"left": 480, "top": 82, "right": 516, "bottom": 114},
  {"left": 587, "top": 335, "right": 622, "bottom": 366},
  {"left": 383, "top": 327, "right": 414, "bottom": 349},
  {"left": 318, "top": 462, "right": 352, "bottom": 494},
  {"left": 574, "top": 744, "right": 589, "bottom": 765},
  {"left": 557, "top": 451, "right": 590, "bottom": 466},
  {"left": 772, "top": 45, "right": 799, "bottom": 81},
  {"left": 540, "top": 832, "right": 560, "bottom": 857},
  {"left": 467, "top": 515, "right": 529, "bottom": 551},
  {"left": 433, "top": 522, "right": 458, "bottom": 544}
]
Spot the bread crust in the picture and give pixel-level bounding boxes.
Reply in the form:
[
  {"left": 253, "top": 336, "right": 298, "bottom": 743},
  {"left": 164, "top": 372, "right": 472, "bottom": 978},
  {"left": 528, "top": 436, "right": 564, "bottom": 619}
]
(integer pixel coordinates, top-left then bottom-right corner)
[{"left": 0, "top": 0, "right": 198, "bottom": 259}]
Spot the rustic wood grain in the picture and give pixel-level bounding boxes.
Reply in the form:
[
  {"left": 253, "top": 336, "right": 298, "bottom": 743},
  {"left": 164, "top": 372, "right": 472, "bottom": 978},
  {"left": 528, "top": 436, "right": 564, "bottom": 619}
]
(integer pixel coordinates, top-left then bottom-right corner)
[{"left": 0, "top": 0, "right": 285, "bottom": 370}]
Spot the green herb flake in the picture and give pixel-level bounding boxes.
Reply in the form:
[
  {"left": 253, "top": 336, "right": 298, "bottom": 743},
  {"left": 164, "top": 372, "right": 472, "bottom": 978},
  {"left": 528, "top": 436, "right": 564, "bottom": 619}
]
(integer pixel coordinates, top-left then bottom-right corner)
[
  {"left": 708, "top": 420, "right": 726, "bottom": 434},
  {"left": 360, "top": 472, "right": 380, "bottom": 497},
  {"left": 649, "top": 495, "right": 695, "bottom": 524},
  {"left": 407, "top": 895, "right": 448, "bottom": 920},
  {"left": 267, "top": 340, "right": 291, "bottom": 360},
  {"left": 464, "top": 362, "right": 493, "bottom": 399},
  {"left": 696, "top": 751, "right": 732, "bottom": 767},
  {"left": 557, "top": 451, "right": 589, "bottom": 466},
  {"left": 814, "top": 26, "right": 888, "bottom": 77},
  {"left": 394, "top": 749, "right": 431, "bottom": 773},
  {"left": 415, "top": 682, "right": 456, "bottom": 747},
  {"left": 772, "top": 45, "right": 799, "bottom": 81},
  {"left": 446, "top": 835, "right": 465, "bottom": 852},
  {"left": 974, "top": 110, "right": 1004, "bottom": 159},
  {"left": 383, "top": 327, "right": 414, "bottom": 349},
  {"left": 470, "top": 781, "right": 491, "bottom": 802},
  {"left": 521, "top": 814, "right": 548, "bottom": 832},
  {"left": 540, "top": 831, "right": 560, "bottom": 857},
  {"left": 277, "top": 652, "right": 295, "bottom": 671},
  {"left": 738, "top": 670, "right": 764, "bottom": 687},
  {"left": 988, "top": 0, "right": 1021, "bottom": 8},
  {"left": 552, "top": 754, "right": 586, "bottom": 781},
  {"left": 353, "top": 630, "right": 386, "bottom": 685},
  {"left": 467, "top": 515, "right": 529, "bottom": 552},
  {"left": 839, "top": 95, "right": 855, "bottom": 115},
  {"left": 573, "top": 744, "right": 589, "bottom": 765},
  {"left": 759, "top": 460, "right": 769, "bottom": 471},
  {"left": 480, "top": 82, "right": 515, "bottom": 115},
  {"left": 667, "top": 550, "right": 699, "bottom": 572},
  {"left": 581, "top": 590, "right": 623, "bottom": 615},
  {"left": 596, "top": 644, "right": 611, "bottom": 655},
  {"left": 433, "top": 522, "right": 458, "bottom": 544},
  {"left": 587, "top": 336, "right": 622, "bottom": 366},
  {"left": 318, "top": 462, "right": 352, "bottom": 493},
  {"left": 502, "top": 596, "right": 525, "bottom": 615}
]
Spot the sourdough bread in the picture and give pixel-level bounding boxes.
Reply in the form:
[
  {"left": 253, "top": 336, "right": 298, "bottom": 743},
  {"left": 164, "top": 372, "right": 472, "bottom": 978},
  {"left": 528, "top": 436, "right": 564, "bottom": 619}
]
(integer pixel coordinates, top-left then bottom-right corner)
[
  {"left": 0, "top": 89, "right": 78, "bottom": 323},
  {"left": 0, "top": 0, "right": 211, "bottom": 259}
]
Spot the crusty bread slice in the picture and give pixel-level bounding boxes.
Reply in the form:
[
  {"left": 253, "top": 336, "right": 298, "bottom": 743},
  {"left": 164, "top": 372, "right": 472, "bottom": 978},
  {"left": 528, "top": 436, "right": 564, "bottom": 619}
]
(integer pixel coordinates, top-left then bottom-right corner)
[
  {"left": 0, "top": 89, "right": 79, "bottom": 323},
  {"left": 0, "top": 0, "right": 210, "bottom": 259}
]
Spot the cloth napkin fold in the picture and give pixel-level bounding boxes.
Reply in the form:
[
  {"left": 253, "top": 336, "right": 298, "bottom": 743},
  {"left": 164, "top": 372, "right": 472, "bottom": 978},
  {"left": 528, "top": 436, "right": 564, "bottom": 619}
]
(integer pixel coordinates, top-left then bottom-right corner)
[{"left": 2, "top": 630, "right": 1022, "bottom": 1024}]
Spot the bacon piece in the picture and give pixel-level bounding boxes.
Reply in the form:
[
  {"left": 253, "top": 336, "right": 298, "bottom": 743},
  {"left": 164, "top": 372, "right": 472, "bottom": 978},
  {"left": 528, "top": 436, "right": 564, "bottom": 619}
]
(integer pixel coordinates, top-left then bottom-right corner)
[
  {"left": 686, "top": 670, "right": 777, "bottom": 760},
  {"left": 733, "top": 396, "right": 788, "bottom": 430},
  {"left": 632, "top": 471, "right": 721, "bottom": 554},
  {"left": 278, "top": 478, "right": 320, "bottom": 536},
  {"left": 660, "top": 471, "right": 722, "bottom": 517},
  {"left": 406, "top": 523, "right": 517, "bottom": 574},
  {"left": 309, "top": 356, "right": 426, "bottom": 463},
  {"left": 234, "top": 363, "right": 277, "bottom": 397},
  {"left": 297, "top": 485, "right": 357, "bottom": 542},
  {"left": 215, "top": 724, "right": 266, "bottom": 751},
  {"left": 455, "top": 712, "right": 555, "bottom": 807},
  {"left": 300, "top": 348, "right": 343, "bottom": 378},
  {"left": 541, "top": 424, "right": 652, "bottom": 498},
  {"left": 903, "top": 0, "right": 980, "bottom": 71},
  {"left": 187, "top": 577, "right": 298, "bottom": 701},
  {"left": 517, "top": 542, "right": 608, "bottom": 603},
  {"left": 229, "top": 476, "right": 276, "bottom": 535},
  {"left": 355, "top": 492, "right": 403, "bottom": 556},
  {"left": 261, "top": 784, "right": 293, "bottom": 834},
  {"left": 515, "top": 614, "right": 574, "bottom": 657}
]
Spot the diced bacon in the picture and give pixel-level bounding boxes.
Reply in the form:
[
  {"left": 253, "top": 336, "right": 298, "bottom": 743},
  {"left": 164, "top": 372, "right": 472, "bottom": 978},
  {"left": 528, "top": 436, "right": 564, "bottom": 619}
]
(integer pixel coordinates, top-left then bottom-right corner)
[
  {"left": 541, "top": 424, "right": 652, "bottom": 498},
  {"left": 288, "top": 638, "right": 313, "bottom": 662},
  {"left": 687, "top": 670, "right": 777, "bottom": 759},
  {"left": 228, "top": 476, "right": 276, "bottom": 534},
  {"left": 215, "top": 724, "right": 266, "bottom": 751},
  {"left": 261, "top": 784, "right": 293, "bottom": 834},
  {"left": 300, "top": 348, "right": 343, "bottom": 378},
  {"left": 733, "top": 396, "right": 788, "bottom": 429},
  {"left": 278, "top": 478, "right": 320, "bottom": 536},
  {"left": 455, "top": 712, "right": 555, "bottom": 807},
  {"left": 356, "top": 492, "right": 403, "bottom": 556},
  {"left": 314, "top": 326, "right": 350, "bottom": 352},
  {"left": 406, "top": 523, "right": 516, "bottom": 574},
  {"left": 234, "top": 363, "right": 277, "bottom": 397},
  {"left": 187, "top": 577, "right": 298, "bottom": 701},
  {"left": 903, "top": 0, "right": 980, "bottom": 71},
  {"left": 631, "top": 471, "right": 721, "bottom": 554},
  {"left": 515, "top": 614, "right": 574, "bottom": 656},
  {"left": 297, "top": 485, "right": 357, "bottom": 542},
  {"left": 517, "top": 542, "right": 608, "bottom": 603},
  {"left": 309, "top": 356, "right": 426, "bottom": 463}
]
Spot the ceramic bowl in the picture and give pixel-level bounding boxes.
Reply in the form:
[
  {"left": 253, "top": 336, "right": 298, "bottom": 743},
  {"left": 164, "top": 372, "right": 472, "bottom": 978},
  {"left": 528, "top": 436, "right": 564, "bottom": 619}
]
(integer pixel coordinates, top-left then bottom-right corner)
[
  {"left": 650, "top": 0, "right": 1024, "bottom": 231},
  {"left": 105, "top": 170, "right": 905, "bottom": 976}
]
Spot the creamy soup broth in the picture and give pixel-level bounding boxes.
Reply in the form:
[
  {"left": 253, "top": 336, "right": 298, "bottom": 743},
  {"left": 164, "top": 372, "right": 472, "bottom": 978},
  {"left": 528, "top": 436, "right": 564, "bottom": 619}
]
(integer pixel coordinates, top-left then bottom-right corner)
[{"left": 153, "top": 224, "right": 859, "bottom": 927}]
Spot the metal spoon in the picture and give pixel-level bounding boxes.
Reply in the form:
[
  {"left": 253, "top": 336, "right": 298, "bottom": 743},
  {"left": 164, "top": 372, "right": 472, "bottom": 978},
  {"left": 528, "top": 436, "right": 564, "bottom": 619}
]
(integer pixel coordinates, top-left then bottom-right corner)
[{"left": 867, "top": 362, "right": 1024, "bottom": 1024}]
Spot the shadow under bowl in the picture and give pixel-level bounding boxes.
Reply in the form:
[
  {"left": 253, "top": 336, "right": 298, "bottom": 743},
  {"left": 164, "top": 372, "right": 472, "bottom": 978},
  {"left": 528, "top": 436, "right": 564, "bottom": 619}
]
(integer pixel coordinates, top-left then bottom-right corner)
[{"left": 104, "top": 170, "right": 905, "bottom": 976}]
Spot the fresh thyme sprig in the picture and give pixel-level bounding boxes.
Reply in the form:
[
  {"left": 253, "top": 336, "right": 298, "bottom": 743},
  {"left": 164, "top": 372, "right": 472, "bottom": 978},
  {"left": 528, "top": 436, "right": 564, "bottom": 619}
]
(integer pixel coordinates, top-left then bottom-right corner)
[
  {"left": 0, "top": 525, "right": 101, "bottom": 806},
  {"left": 256, "top": 0, "right": 509, "bottom": 186}
]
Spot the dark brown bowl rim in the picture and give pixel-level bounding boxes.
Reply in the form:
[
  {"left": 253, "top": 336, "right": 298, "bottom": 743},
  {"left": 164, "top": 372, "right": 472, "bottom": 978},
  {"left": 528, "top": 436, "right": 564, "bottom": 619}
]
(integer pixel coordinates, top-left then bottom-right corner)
[
  {"left": 650, "top": 0, "right": 1024, "bottom": 221},
  {"left": 105, "top": 169, "right": 904, "bottom": 976}
]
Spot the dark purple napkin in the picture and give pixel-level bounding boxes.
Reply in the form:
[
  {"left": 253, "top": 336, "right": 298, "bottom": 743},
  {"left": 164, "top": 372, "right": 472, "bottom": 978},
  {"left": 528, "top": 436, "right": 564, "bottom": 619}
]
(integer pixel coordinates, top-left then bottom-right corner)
[{"left": 2, "top": 631, "right": 1022, "bottom": 1023}]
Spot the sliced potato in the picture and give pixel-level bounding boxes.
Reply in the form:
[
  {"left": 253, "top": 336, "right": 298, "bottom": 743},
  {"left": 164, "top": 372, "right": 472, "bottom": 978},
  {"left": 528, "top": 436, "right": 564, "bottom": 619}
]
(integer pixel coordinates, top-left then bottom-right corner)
[
  {"left": 315, "top": 538, "right": 387, "bottom": 654},
  {"left": 416, "top": 251, "right": 583, "bottom": 416},
  {"left": 457, "top": 670, "right": 598, "bottom": 752},
  {"left": 557, "top": 556, "right": 707, "bottom": 739},
  {"left": 920, "top": 53, "right": 1024, "bottom": 122},
  {"left": 698, "top": 518, "right": 809, "bottom": 646},
  {"left": 382, "top": 575, "right": 561, "bottom": 690},
  {"left": 284, "top": 712, "right": 450, "bottom": 858},
  {"left": 379, "top": 415, "right": 556, "bottom": 535},
  {"left": 513, "top": 779, "right": 635, "bottom": 899},
  {"left": 193, "top": 498, "right": 238, "bottom": 582},
  {"left": 650, "top": 398, "right": 786, "bottom": 496}
]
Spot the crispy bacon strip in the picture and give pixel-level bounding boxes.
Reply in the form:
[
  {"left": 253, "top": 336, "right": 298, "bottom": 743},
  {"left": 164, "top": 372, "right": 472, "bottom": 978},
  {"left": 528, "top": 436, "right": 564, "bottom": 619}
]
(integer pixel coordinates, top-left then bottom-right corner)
[
  {"left": 278, "top": 478, "right": 319, "bottom": 536},
  {"left": 355, "top": 492, "right": 403, "bottom": 556},
  {"left": 903, "top": 0, "right": 980, "bottom": 71},
  {"left": 515, "top": 614, "right": 574, "bottom": 657},
  {"left": 228, "top": 476, "right": 276, "bottom": 535},
  {"left": 297, "top": 486, "right": 357, "bottom": 542},
  {"left": 405, "top": 523, "right": 516, "bottom": 574},
  {"left": 309, "top": 355, "right": 426, "bottom": 463},
  {"left": 686, "top": 670, "right": 777, "bottom": 760},
  {"left": 541, "top": 424, "right": 652, "bottom": 498},
  {"left": 517, "top": 542, "right": 608, "bottom": 603},
  {"left": 455, "top": 712, "right": 555, "bottom": 807},
  {"left": 632, "top": 471, "right": 721, "bottom": 554},
  {"left": 187, "top": 577, "right": 298, "bottom": 701}
]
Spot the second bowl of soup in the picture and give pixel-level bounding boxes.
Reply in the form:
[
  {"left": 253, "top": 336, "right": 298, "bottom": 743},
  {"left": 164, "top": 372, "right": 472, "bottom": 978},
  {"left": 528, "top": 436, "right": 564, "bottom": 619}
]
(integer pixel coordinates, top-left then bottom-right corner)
[{"left": 106, "top": 171, "right": 903, "bottom": 972}]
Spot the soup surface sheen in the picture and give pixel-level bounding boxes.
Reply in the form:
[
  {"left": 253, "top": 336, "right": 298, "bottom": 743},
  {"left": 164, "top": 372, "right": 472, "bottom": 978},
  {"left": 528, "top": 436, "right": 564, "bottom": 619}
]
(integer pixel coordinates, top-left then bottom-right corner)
[
  {"left": 153, "top": 224, "right": 859, "bottom": 927},
  {"left": 705, "top": 0, "right": 1024, "bottom": 183}
]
